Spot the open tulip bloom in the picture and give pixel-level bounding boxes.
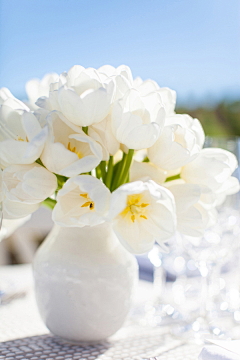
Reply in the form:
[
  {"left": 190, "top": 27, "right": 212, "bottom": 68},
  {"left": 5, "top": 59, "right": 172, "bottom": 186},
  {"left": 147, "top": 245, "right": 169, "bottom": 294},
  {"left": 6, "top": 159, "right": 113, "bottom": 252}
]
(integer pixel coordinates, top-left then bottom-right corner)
[{"left": 0, "top": 64, "right": 239, "bottom": 255}]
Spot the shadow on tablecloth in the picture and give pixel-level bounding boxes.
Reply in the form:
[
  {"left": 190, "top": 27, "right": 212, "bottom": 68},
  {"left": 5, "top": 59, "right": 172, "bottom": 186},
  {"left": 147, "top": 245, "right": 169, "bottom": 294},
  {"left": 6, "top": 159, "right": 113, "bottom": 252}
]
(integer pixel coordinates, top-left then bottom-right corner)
[{"left": 0, "top": 328, "right": 183, "bottom": 360}]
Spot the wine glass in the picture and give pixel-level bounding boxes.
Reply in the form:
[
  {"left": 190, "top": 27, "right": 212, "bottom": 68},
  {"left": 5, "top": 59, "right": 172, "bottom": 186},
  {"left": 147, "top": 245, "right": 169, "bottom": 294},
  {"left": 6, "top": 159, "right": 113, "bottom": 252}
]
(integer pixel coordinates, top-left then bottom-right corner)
[
  {"left": 147, "top": 137, "right": 240, "bottom": 342},
  {"left": 145, "top": 234, "right": 201, "bottom": 328},
  {"left": 174, "top": 137, "right": 240, "bottom": 341}
]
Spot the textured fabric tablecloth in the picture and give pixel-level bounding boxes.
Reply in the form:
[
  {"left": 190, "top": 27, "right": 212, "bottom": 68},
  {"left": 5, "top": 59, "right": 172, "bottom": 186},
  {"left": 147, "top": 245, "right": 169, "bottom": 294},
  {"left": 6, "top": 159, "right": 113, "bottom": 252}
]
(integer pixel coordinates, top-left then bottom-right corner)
[{"left": 0, "top": 265, "right": 203, "bottom": 360}]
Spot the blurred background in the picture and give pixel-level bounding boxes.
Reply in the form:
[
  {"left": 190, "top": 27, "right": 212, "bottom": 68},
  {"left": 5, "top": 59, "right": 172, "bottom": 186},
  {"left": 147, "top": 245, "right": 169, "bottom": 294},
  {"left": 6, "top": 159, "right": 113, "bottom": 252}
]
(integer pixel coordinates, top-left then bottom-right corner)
[{"left": 0, "top": 0, "right": 240, "bottom": 265}]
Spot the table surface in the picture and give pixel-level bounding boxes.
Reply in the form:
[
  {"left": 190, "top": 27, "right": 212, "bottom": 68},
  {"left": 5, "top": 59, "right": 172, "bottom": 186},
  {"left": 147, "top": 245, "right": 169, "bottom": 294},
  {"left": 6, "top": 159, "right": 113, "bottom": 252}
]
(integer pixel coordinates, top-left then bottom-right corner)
[{"left": 0, "top": 265, "right": 203, "bottom": 360}]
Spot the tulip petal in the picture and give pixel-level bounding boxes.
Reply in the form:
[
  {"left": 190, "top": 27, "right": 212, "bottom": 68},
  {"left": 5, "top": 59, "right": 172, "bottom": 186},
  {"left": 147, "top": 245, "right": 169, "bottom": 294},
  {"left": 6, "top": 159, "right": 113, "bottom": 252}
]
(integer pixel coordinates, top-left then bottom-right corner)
[
  {"left": 111, "top": 88, "right": 165, "bottom": 150},
  {"left": 53, "top": 175, "right": 110, "bottom": 227},
  {"left": 130, "top": 161, "right": 167, "bottom": 184},
  {"left": 57, "top": 67, "right": 115, "bottom": 127},
  {"left": 3, "top": 197, "right": 40, "bottom": 218},
  {"left": 41, "top": 111, "right": 102, "bottom": 177},
  {"left": 2, "top": 164, "right": 57, "bottom": 219},
  {"left": 108, "top": 180, "right": 176, "bottom": 254}
]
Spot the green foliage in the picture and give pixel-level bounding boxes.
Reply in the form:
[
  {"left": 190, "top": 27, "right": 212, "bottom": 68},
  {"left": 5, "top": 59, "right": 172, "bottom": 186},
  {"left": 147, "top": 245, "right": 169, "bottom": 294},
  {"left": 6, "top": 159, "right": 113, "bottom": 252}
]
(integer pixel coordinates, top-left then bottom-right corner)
[
  {"left": 36, "top": 158, "right": 45, "bottom": 167},
  {"left": 166, "top": 174, "right": 181, "bottom": 182},
  {"left": 56, "top": 174, "right": 68, "bottom": 191},
  {"left": 100, "top": 161, "right": 106, "bottom": 182},
  {"left": 105, "top": 156, "right": 113, "bottom": 188},
  {"left": 177, "top": 100, "right": 240, "bottom": 137},
  {"left": 82, "top": 126, "right": 88, "bottom": 135},
  {"left": 42, "top": 197, "right": 57, "bottom": 210},
  {"left": 111, "top": 160, "right": 122, "bottom": 191}
]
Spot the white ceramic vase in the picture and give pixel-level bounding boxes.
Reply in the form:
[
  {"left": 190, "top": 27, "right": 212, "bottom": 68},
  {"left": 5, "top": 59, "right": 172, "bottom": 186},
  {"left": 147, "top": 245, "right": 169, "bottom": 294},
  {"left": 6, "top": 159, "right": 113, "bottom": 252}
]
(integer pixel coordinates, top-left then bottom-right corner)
[{"left": 33, "top": 222, "right": 139, "bottom": 343}]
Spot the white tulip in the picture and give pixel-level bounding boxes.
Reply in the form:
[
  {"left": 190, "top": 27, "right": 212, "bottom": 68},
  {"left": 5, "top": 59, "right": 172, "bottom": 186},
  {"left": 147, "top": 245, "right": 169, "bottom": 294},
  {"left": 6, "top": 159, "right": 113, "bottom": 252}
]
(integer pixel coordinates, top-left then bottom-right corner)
[
  {"left": 88, "top": 115, "right": 120, "bottom": 160},
  {"left": 25, "top": 73, "right": 59, "bottom": 109},
  {"left": 33, "top": 107, "right": 50, "bottom": 128},
  {"left": 0, "top": 89, "right": 29, "bottom": 110},
  {"left": 181, "top": 148, "right": 239, "bottom": 197},
  {"left": 166, "top": 113, "right": 205, "bottom": 149},
  {"left": 35, "top": 66, "right": 116, "bottom": 127},
  {"left": 134, "top": 77, "right": 176, "bottom": 116},
  {"left": 2, "top": 164, "right": 57, "bottom": 219},
  {"left": 130, "top": 160, "right": 167, "bottom": 184},
  {"left": 111, "top": 88, "right": 166, "bottom": 150},
  {"left": 133, "top": 149, "right": 148, "bottom": 162},
  {"left": 0, "top": 216, "right": 31, "bottom": 241},
  {"left": 107, "top": 180, "right": 176, "bottom": 254},
  {"left": 166, "top": 181, "right": 217, "bottom": 237},
  {"left": 129, "top": 160, "right": 217, "bottom": 237},
  {"left": 215, "top": 176, "right": 240, "bottom": 206},
  {"left": 35, "top": 80, "right": 61, "bottom": 113},
  {"left": 148, "top": 114, "right": 204, "bottom": 170},
  {"left": 0, "top": 99, "right": 48, "bottom": 167},
  {"left": 0, "top": 87, "right": 17, "bottom": 105},
  {"left": 113, "top": 149, "right": 124, "bottom": 164},
  {"left": 1, "top": 168, "right": 31, "bottom": 227},
  {"left": 54, "top": 65, "right": 115, "bottom": 126},
  {"left": 98, "top": 64, "right": 133, "bottom": 100},
  {"left": 133, "top": 77, "right": 159, "bottom": 94},
  {"left": 53, "top": 175, "right": 110, "bottom": 227},
  {"left": 40, "top": 111, "right": 103, "bottom": 177}
]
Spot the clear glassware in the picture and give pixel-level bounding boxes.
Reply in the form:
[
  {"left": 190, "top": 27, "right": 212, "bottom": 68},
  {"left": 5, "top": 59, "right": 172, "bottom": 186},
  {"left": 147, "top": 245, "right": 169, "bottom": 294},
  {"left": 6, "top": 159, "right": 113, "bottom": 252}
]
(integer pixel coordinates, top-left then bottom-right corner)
[
  {"left": 205, "top": 136, "right": 240, "bottom": 321},
  {"left": 177, "top": 211, "right": 240, "bottom": 342},
  {"left": 145, "top": 235, "right": 201, "bottom": 328},
  {"left": 173, "top": 137, "right": 240, "bottom": 341},
  {"left": 147, "top": 137, "right": 240, "bottom": 343}
]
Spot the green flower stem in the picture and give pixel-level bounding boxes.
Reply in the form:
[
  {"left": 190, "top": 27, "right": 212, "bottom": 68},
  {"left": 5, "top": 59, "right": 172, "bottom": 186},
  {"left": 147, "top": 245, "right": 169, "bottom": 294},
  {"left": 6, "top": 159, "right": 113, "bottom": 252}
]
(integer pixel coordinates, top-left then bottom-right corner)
[
  {"left": 42, "top": 197, "right": 57, "bottom": 210},
  {"left": 100, "top": 161, "right": 106, "bottom": 182},
  {"left": 165, "top": 174, "right": 181, "bottom": 182},
  {"left": 110, "top": 161, "right": 120, "bottom": 192},
  {"left": 82, "top": 126, "right": 88, "bottom": 135},
  {"left": 119, "top": 149, "right": 134, "bottom": 185},
  {"left": 36, "top": 158, "right": 45, "bottom": 167},
  {"left": 55, "top": 174, "right": 68, "bottom": 191},
  {"left": 96, "top": 165, "right": 101, "bottom": 179},
  {"left": 112, "top": 152, "right": 127, "bottom": 191},
  {"left": 105, "top": 156, "right": 113, "bottom": 188}
]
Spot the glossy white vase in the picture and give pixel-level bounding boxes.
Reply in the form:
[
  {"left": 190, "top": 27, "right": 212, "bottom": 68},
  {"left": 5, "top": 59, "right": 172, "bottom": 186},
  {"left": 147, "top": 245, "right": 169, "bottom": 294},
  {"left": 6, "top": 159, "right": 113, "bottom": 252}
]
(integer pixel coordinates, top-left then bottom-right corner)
[{"left": 33, "top": 222, "right": 138, "bottom": 343}]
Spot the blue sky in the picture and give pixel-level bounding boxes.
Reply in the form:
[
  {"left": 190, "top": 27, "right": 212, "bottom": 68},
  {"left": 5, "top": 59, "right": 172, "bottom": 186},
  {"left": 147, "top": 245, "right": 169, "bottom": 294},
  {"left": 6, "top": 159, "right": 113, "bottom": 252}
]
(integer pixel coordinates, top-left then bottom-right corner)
[{"left": 1, "top": 0, "right": 240, "bottom": 106}]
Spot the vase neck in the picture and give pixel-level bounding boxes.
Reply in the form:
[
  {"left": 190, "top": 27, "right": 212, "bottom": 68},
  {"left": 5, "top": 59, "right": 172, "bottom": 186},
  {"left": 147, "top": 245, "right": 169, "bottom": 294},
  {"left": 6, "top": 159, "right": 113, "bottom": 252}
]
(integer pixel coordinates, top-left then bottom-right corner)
[{"left": 50, "top": 222, "right": 119, "bottom": 253}]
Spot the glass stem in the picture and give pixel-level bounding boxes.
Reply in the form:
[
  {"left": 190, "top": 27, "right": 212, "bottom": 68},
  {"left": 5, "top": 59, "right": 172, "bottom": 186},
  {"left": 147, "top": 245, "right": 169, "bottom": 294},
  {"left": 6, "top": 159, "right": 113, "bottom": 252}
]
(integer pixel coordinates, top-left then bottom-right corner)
[
  {"left": 198, "top": 262, "right": 219, "bottom": 321},
  {"left": 153, "top": 264, "right": 166, "bottom": 302}
]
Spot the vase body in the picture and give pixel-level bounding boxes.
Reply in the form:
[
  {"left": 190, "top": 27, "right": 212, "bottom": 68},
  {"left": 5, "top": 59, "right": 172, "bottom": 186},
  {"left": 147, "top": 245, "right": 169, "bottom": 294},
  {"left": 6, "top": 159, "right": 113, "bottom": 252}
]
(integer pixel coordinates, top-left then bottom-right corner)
[{"left": 33, "top": 222, "right": 138, "bottom": 342}]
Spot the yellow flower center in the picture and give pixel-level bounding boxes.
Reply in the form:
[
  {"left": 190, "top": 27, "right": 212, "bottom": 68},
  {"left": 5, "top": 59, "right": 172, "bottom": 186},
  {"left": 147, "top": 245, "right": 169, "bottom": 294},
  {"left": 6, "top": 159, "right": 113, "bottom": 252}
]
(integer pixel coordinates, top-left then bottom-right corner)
[
  {"left": 120, "top": 194, "right": 149, "bottom": 223},
  {"left": 68, "top": 142, "right": 83, "bottom": 159},
  {"left": 80, "top": 193, "right": 94, "bottom": 211},
  {"left": 16, "top": 135, "right": 29, "bottom": 142}
]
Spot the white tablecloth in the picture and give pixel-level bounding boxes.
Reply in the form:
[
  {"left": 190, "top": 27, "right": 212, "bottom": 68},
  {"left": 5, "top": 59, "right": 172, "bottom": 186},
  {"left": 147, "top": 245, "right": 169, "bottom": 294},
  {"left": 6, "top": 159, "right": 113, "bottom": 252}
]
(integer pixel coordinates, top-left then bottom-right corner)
[{"left": 0, "top": 265, "right": 202, "bottom": 359}]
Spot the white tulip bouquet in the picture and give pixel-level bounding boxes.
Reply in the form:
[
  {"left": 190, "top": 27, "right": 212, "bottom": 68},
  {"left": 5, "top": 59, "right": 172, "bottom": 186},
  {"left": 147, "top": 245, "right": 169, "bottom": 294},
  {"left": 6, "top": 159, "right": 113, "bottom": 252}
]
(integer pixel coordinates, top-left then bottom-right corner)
[{"left": 0, "top": 65, "right": 239, "bottom": 254}]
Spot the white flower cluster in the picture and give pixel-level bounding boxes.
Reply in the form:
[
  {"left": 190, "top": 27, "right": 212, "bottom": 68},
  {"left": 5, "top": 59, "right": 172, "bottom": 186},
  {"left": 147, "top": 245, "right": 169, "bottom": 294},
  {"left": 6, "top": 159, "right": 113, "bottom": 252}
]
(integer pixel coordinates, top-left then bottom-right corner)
[{"left": 0, "top": 65, "right": 239, "bottom": 254}]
